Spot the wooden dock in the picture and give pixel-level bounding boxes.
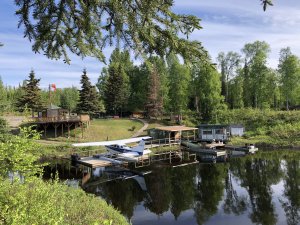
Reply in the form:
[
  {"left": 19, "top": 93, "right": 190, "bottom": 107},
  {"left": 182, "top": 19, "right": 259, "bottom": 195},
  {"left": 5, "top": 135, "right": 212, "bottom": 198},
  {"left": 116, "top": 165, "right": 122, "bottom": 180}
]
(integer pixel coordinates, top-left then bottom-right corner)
[
  {"left": 71, "top": 150, "right": 197, "bottom": 169},
  {"left": 181, "top": 141, "right": 227, "bottom": 157},
  {"left": 189, "top": 148, "right": 227, "bottom": 157},
  {"left": 75, "top": 157, "right": 116, "bottom": 168},
  {"left": 225, "top": 145, "right": 258, "bottom": 154}
]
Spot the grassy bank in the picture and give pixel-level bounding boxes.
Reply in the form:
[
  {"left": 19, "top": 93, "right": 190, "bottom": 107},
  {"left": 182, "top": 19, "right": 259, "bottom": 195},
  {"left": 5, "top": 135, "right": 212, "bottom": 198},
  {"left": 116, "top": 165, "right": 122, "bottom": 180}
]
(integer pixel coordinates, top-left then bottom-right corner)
[
  {"left": 215, "top": 109, "right": 300, "bottom": 148},
  {"left": 45, "top": 118, "right": 144, "bottom": 143},
  {"left": 0, "top": 178, "right": 129, "bottom": 225},
  {"left": 0, "top": 126, "right": 129, "bottom": 225}
]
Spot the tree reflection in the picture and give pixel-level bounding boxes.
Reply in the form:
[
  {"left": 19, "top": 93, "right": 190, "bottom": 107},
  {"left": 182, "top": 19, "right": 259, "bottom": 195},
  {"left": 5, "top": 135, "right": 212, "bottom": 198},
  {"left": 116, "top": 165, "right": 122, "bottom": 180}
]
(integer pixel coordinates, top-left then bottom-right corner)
[
  {"left": 280, "top": 159, "right": 300, "bottom": 225},
  {"left": 223, "top": 168, "right": 247, "bottom": 215},
  {"left": 170, "top": 164, "right": 197, "bottom": 219},
  {"left": 144, "top": 166, "right": 172, "bottom": 215},
  {"left": 194, "top": 163, "right": 227, "bottom": 225},
  {"left": 92, "top": 179, "right": 145, "bottom": 219},
  {"left": 230, "top": 157, "right": 283, "bottom": 225}
]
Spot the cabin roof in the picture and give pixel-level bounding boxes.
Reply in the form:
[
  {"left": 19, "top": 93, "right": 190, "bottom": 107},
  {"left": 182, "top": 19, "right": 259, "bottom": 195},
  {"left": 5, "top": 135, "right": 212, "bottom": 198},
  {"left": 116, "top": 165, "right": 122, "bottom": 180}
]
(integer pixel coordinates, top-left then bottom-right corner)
[
  {"left": 198, "top": 124, "right": 226, "bottom": 129},
  {"left": 47, "top": 103, "right": 61, "bottom": 110},
  {"left": 155, "top": 126, "right": 198, "bottom": 132},
  {"left": 228, "top": 124, "right": 244, "bottom": 128}
]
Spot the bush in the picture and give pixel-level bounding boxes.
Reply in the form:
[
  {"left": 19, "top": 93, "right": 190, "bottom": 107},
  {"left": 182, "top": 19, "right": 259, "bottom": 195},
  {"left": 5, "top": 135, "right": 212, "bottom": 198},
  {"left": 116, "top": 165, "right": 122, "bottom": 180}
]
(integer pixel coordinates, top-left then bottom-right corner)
[
  {"left": 0, "top": 118, "right": 7, "bottom": 132},
  {"left": 0, "top": 178, "right": 129, "bottom": 225},
  {"left": 268, "top": 122, "right": 300, "bottom": 145}
]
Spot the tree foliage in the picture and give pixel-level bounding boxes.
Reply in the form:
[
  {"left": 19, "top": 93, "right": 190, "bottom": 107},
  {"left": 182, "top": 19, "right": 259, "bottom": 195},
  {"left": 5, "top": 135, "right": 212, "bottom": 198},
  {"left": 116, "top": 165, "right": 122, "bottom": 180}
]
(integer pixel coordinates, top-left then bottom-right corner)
[
  {"left": 77, "top": 69, "right": 100, "bottom": 115},
  {"left": 167, "top": 54, "right": 190, "bottom": 122},
  {"left": 261, "top": 0, "right": 273, "bottom": 11},
  {"left": 217, "top": 51, "right": 241, "bottom": 103},
  {"left": 278, "top": 47, "right": 300, "bottom": 110},
  {"left": 15, "top": 0, "right": 204, "bottom": 64},
  {"left": 0, "top": 126, "right": 42, "bottom": 179},
  {"left": 102, "top": 49, "right": 131, "bottom": 115},
  {"left": 15, "top": 70, "right": 43, "bottom": 115},
  {"left": 145, "top": 64, "right": 163, "bottom": 118},
  {"left": 60, "top": 87, "right": 80, "bottom": 112},
  {"left": 191, "top": 59, "right": 224, "bottom": 122}
]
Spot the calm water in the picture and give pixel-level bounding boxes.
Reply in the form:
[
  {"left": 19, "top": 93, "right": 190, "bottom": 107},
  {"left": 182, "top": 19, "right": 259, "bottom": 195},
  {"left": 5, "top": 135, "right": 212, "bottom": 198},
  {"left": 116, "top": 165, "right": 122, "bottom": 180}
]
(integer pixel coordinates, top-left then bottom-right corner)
[{"left": 44, "top": 151, "right": 300, "bottom": 225}]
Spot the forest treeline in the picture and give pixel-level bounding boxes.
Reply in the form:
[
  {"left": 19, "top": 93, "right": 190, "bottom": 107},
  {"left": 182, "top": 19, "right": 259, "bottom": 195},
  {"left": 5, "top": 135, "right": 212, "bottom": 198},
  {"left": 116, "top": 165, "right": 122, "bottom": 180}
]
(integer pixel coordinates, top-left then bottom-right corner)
[{"left": 0, "top": 40, "right": 300, "bottom": 122}]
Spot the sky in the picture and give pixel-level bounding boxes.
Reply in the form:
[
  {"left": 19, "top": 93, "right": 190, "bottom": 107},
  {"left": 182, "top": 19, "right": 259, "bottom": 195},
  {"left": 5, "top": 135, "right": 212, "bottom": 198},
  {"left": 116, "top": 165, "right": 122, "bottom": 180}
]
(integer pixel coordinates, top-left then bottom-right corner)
[{"left": 1, "top": 0, "right": 300, "bottom": 88}]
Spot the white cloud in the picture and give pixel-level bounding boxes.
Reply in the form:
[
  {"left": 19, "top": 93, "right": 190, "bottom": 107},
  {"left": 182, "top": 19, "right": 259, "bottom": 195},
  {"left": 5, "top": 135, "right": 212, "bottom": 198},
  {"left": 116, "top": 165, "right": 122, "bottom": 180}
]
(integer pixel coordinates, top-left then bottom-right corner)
[
  {"left": 1, "top": 0, "right": 300, "bottom": 87},
  {"left": 174, "top": 0, "right": 300, "bottom": 67}
]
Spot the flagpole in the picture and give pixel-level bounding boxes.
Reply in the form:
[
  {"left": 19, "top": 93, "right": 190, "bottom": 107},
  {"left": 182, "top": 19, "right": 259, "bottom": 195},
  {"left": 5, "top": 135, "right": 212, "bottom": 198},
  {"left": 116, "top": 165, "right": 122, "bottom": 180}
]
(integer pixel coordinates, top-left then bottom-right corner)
[{"left": 49, "top": 84, "right": 51, "bottom": 105}]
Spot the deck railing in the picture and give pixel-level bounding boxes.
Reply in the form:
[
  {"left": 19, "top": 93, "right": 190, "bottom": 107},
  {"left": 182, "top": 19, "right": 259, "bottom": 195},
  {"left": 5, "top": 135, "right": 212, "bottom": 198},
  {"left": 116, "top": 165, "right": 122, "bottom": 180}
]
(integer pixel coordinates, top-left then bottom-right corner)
[{"left": 28, "top": 114, "right": 90, "bottom": 123}]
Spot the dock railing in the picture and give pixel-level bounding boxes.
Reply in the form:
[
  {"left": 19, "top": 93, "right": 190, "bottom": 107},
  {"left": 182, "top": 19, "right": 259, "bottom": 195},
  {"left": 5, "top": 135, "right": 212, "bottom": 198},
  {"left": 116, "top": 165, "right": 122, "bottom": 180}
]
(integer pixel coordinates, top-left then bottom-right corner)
[{"left": 70, "top": 136, "right": 197, "bottom": 158}]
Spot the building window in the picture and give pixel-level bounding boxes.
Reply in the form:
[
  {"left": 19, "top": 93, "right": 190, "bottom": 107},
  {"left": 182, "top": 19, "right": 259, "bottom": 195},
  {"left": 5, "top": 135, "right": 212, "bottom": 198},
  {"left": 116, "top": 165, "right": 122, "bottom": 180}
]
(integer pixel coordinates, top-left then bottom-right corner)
[
  {"left": 215, "top": 129, "right": 224, "bottom": 134},
  {"left": 203, "top": 130, "right": 212, "bottom": 135}
]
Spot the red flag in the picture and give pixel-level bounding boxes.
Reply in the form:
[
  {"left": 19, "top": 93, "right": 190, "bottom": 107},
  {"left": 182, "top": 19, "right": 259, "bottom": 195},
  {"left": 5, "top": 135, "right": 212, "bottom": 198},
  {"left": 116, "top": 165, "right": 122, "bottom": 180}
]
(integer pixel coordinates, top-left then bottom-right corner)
[{"left": 50, "top": 84, "right": 56, "bottom": 91}]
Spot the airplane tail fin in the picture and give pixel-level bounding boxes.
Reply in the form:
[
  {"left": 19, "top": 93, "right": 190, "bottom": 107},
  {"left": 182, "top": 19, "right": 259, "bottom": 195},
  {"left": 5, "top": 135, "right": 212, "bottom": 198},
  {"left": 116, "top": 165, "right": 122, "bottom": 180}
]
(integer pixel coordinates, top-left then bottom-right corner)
[{"left": 132, "top": 140, "right": 146, "bottom": 155}]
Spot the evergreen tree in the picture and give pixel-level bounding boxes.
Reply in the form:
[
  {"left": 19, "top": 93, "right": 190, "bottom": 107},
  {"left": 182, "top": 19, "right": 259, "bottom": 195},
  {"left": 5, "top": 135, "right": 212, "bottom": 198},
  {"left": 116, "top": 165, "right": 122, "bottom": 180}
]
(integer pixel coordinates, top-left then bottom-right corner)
[
  {"left": 127, "top": 65, "right": 148, "bottom": 112},
  {"left": 15, "top": 70, "right": 43, "bottom": 116},
  {"left": 103, "top": 49, "right": 131, "bottom": 116},
  {"left": 104, "top": 63, "right": 128, "bottom": 115},
  {"left": 15, "top": 1, "right": 204, "bottom": 64},
  {"left": 77, "top": 69, "right": 100, "bottom": 115},
  {"left": 145, "top": 65, "right": 163, "bottom": 118}
]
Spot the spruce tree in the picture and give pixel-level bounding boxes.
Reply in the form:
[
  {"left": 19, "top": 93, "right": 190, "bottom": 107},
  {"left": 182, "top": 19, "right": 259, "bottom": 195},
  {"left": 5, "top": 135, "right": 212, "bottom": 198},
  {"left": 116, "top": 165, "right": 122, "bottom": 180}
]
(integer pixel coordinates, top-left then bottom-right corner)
[
  {"left": 103, "top": 49, "right": 131, "bottom": 116},
  {"left": 16, "top": 70, "right": 43, "bottom": 116},
  {"left": 15, "top": 1, "right": 204, "bottom": 64},
  {"left": 77, "top": 69, "right": 99, "bottom": 115},
  {"left": 104, "top": 63, "right": 126, "bottom": 115},
  {"left": 145, "top": 65, "right": 163, "bottom": 119}
]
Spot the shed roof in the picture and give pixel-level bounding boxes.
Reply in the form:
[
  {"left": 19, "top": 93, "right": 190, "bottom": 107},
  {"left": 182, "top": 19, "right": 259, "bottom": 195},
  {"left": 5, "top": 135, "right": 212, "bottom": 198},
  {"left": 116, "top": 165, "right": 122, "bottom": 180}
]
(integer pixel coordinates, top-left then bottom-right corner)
[{"left": 155, "top": 126, "right": 198, "bottom": 132}]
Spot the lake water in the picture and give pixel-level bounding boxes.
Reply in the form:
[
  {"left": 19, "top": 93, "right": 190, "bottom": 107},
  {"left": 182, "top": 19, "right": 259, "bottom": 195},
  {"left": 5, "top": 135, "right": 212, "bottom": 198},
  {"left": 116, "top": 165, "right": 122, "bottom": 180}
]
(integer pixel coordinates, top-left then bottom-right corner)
[{"left": 44, "top": 151, "right": 300, "bottom": 225}]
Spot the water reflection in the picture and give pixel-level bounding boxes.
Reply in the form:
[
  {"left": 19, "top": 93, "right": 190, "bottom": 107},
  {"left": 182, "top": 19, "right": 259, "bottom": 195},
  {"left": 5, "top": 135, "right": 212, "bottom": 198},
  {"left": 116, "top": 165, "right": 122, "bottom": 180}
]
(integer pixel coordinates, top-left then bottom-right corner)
[
  {"left": 45, "top": 151, "right": 300, "bottom": 225},
  {"left": 280, "top": 159, "right": 300, "bottom": 225}
]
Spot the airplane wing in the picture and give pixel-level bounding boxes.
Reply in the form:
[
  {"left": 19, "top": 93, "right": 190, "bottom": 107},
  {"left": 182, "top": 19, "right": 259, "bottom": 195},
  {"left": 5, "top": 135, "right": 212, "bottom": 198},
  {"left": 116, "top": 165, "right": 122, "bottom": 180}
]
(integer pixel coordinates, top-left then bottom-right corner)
[{"left": 72, "top": 136, "right": 152, "bottom": 147}]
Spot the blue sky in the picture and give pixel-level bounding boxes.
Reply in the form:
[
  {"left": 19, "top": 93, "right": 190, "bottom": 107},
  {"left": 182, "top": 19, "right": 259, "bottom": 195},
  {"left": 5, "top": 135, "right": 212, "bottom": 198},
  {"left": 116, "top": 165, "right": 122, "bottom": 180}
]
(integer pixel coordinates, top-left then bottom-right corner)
[{"left": 1, "top": 0, "right": 300, "bottom": 88}]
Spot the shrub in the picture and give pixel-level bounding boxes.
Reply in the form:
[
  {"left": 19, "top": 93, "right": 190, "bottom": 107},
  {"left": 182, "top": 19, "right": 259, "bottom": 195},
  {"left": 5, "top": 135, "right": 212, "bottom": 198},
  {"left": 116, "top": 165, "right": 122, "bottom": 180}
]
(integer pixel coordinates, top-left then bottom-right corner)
[{"left": 0, "top": 178, "right": 129, "bottom": 225}]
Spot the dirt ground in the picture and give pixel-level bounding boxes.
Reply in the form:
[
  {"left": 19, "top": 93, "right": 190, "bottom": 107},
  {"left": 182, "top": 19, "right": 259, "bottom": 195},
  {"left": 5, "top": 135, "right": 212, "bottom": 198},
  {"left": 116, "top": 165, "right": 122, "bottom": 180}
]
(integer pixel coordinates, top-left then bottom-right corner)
[{"left": 1, "top": 116, "right": 25, "bottom": 128}]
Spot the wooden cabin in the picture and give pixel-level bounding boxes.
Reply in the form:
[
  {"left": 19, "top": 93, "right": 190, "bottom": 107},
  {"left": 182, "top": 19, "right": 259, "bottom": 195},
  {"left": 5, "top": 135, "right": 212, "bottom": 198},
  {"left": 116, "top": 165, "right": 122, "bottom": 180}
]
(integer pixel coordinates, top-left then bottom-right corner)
[
  {"left": 198, "top": 124, "right": 229, "bottom": 142},
  {"left": 30, "top": 104, "right": 90, "bottom": 138},
  {"left": 46, "top": 104, "right": 69, "bottom": 118},
  {"left": 198, "top": 124, "right": 244, "bottom": 142}
]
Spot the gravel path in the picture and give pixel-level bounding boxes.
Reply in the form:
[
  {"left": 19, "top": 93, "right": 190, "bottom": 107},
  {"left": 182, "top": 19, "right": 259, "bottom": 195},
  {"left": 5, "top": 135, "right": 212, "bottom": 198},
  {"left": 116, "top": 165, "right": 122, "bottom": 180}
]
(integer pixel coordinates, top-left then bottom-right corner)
[{"left": 131, "top": 119, "right": 149, "bottom": 137}]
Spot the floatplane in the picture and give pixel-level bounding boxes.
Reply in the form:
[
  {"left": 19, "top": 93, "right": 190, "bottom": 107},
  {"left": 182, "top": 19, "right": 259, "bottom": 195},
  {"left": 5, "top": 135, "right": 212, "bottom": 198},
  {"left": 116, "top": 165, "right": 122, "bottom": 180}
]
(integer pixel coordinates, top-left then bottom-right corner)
[{"left": 72, "top": 136, "right": 152, "bottom": 163}]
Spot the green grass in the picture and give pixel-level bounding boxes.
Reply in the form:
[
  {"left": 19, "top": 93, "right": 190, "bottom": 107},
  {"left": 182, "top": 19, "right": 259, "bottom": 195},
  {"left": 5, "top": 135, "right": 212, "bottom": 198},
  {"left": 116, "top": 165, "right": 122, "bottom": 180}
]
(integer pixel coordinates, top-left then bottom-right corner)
[
  {"left": 45, "top": 118, "right": 143, "bottom": 143},
  {"left": 37, "top": 119, "right": 144, "bottom": 157}
]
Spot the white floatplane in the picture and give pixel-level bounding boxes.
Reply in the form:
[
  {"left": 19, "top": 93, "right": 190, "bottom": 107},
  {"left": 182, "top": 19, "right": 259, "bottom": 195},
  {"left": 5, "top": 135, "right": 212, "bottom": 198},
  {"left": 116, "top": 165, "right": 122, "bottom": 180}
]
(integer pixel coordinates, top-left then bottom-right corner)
[{"left": 72, "top": 136, "right": 152, "bottom": 162}]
